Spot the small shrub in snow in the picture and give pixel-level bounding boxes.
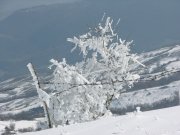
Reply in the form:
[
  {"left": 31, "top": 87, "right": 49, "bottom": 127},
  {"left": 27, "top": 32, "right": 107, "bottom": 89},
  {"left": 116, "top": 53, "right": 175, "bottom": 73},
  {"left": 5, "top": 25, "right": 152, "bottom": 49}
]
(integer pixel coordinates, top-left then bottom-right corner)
[
  {"left": 9, "top": 122, "right": 15, "bottom": 131},
  {"left": 28, "top": 16, "right": 144, "bottom": 127},
  {"left": 2, "top": 122, "right": 16, "bottom": 135},
  {"left": 18, "top": 127, "right": 34, "bottom": 133}
]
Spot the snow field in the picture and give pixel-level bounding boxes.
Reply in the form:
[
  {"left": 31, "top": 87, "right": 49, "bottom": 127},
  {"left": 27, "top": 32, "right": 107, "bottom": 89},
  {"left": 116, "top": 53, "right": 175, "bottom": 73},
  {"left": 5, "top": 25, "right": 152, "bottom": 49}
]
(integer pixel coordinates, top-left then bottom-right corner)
[{"left": 21, "top": 106, "right": 180, "bottom": 135}]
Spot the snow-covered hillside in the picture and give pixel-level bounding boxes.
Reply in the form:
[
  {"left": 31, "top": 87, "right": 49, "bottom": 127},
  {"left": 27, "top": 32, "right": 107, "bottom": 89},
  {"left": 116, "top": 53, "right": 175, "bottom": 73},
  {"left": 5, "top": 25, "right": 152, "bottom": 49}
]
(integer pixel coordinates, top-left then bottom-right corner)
[
  {"left": 22, "top": 106, "right": 180, "bottom": 135},
  {"left": 110, "top": 80, "right": 179, "bottom": 114},
  {"left": 0, "top": 45, "right": 180, "bottom": 121},
  {"left": 0, "top": 76, "right": 51, "bottom": 121}
]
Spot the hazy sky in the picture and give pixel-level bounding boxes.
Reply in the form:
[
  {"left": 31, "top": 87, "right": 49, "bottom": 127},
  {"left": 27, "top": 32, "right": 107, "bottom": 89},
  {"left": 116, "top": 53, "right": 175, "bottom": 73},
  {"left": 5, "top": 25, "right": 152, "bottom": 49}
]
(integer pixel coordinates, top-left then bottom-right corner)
[
  {"left": 0, "top": 0, "right": 79, "bottom": 21},
  {"left": 0, "top": 0, "right": 180, "bottom": 80}
]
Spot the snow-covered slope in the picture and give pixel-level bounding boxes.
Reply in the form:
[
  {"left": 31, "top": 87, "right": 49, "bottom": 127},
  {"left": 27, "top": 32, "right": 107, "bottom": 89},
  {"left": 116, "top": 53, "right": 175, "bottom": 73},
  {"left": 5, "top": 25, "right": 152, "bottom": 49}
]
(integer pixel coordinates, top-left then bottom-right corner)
[
  {"left": 132, "top": 45, "right": 180, "bottom": 89},
  {"left": 0, "top": 45, "right": 180, "bottom": 121},
  {"left": 110, "top": 80, "right": 179, "bottom": 114},
  {"left": 0, "top": 76, "right": 50, "bottom": 120},
  {"left": 22, "top": 105, "right": 180, "bottom": 135}
]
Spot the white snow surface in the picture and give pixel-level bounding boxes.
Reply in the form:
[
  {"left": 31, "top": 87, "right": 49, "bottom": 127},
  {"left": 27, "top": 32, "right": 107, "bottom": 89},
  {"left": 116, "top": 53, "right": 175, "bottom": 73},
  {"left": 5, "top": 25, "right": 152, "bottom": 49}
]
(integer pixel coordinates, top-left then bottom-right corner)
[{"left": 21, "top": 106, "right": 180, "bottom": 135}]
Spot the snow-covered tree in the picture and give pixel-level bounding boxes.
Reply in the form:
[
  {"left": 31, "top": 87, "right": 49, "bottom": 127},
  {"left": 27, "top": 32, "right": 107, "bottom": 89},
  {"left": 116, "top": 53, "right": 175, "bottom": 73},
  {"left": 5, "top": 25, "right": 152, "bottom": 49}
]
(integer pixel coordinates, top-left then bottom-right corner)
[{"left": 29, "top": 17, "right": 144, "bottom": 126}]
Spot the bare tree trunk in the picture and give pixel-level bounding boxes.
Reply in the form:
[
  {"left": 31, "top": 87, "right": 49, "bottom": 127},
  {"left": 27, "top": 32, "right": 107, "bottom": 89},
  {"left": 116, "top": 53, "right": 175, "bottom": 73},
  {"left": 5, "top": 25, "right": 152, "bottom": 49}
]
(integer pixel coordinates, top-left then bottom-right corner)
[{"left": 27, "top": 63, "right": 52, "bottom": 128}]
